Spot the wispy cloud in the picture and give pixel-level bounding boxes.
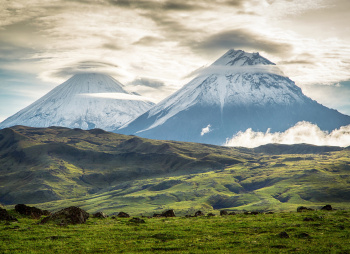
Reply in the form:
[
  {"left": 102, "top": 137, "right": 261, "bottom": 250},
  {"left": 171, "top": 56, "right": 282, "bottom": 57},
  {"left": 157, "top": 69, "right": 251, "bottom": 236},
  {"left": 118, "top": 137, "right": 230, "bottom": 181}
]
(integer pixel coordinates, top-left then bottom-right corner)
[
  {"left": 78, "top": 92, "right": 153, "bottom": 102},
  {"left": 1, "top": 0, "right": 350, "bottom": 120},
  {"left": 225, "top": 121, "right": 350, "bottom": 148},
  {"left": 186, "top": 65, "right": 286, "bottom": 79}
]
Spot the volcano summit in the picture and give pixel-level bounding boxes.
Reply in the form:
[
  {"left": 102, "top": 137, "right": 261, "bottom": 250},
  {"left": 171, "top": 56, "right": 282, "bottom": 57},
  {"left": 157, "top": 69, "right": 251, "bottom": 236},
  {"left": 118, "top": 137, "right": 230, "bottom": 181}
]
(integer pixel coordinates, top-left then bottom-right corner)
[
  {"left": 117, "top": 49, "right": 350, "bottom": 145},
  {"left": 0, "top": 73, "right": 154, "bottom": 131}
]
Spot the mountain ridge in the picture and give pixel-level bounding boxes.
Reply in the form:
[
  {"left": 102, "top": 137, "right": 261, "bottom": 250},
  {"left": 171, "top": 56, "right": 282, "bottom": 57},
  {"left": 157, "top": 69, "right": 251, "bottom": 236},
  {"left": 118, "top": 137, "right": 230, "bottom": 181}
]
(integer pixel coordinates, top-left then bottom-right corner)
[{"left": 1, "top": 126, "right": 349, "bottom": 214}]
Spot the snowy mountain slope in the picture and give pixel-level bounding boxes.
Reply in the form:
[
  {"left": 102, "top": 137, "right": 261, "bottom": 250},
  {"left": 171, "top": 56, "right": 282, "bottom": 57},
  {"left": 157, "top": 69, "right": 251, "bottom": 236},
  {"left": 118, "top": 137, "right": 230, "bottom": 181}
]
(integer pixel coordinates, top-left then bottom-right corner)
[
  {"left": 117, "top": 49, "right": 350, "bottom": 145},
  {"left": 0, "top": 73, "right": 154, "bottom": 131}
]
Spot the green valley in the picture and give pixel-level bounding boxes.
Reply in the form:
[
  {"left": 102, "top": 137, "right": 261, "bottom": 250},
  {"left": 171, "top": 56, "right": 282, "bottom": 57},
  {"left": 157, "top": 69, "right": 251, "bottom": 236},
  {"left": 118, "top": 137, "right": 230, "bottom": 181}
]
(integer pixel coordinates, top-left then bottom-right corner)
[{"left": 1, "top": 126, "right": 350, "bottom": 215}]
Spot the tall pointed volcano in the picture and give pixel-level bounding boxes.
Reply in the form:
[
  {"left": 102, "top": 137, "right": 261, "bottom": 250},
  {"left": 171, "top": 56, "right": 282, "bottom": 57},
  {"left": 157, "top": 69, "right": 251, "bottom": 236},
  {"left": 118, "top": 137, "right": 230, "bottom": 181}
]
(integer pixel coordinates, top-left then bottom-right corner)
[
  {"left": 117, "top": 49, "right": 350, "bottom": 145},
  {"left": 0, "top": 73, "right": 154, "bottom": 130}
]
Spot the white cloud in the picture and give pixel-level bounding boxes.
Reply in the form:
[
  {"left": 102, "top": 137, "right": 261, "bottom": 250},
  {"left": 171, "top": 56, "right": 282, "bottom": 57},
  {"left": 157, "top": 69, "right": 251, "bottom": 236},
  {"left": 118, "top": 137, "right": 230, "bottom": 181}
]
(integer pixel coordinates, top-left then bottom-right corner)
[
  {"left": 201, "top": 124, "right": 211, "bottom": 136},
  {"left": 78, "top": 93, "right": 154, "bottom": 102},
  {"left": 225, "top": 121, "right": 350, "bottom": 148},
  {"left": 188, "top": 65, "right": 286, "bottom": 79}
]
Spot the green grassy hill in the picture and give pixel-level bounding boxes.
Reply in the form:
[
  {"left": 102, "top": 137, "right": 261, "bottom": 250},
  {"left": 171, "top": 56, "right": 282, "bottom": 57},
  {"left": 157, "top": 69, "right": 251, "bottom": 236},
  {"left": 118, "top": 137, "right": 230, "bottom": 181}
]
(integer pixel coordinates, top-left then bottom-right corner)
[{"left": 1, "top": 126, "right": 350, "bottom": 214}]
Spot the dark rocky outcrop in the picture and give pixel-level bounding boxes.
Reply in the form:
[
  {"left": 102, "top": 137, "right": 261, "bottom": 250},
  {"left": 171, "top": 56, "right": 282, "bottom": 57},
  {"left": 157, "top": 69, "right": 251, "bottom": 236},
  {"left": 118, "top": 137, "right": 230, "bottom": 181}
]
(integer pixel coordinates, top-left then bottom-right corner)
[
  {"left": 129, "top": 217, "right": 145, "bottom": 223},
  {"left": 15, "top": 204, "right": 51, "bottom": 218},
  {"left": 0, "top": 208, "right": 18, "bottom": 221},
  {"left": 93, "top": 212, "right": 108, "bottom": 218},
  {"left": 40, "top": 206, "right": 89, "bottom": 225},
  {"left": 207, "top": 213, "right": 215, "bottom": 217},
  {"left": 194, "top": 211, "right": 204, "bottom": 217},
  {"left": 321, "top": 205, "right": 333, "bottom": 211},
  {"left": 277, "top": 231, "right": 290, "bottom": 238},
  {"left": 161, "top": 210, "right": 176, "bottom": 217},
  {"left": 117, "top": 212, "right": 130, "bottom": 218},
  {"left": 220, "top": 210, "right": 228, "bottom": 216},
  {"left": 153, "top": 209, "right": 176, "bottom": 218},
  {"left": 297, "top": 206, "right": 314, "bottom": 212},
  {"left": 303, "top": 217, "right": 315, "bottom": 221}
]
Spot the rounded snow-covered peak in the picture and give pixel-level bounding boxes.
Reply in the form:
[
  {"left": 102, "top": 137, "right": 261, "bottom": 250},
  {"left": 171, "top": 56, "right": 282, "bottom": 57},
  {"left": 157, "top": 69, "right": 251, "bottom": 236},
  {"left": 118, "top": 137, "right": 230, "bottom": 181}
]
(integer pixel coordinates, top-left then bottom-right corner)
[
  {"left": 0, "top": 73, "right": 154, "bottom": 131},
  {"left": 212, "top": 49, "right": 275, "bottom": 67}
]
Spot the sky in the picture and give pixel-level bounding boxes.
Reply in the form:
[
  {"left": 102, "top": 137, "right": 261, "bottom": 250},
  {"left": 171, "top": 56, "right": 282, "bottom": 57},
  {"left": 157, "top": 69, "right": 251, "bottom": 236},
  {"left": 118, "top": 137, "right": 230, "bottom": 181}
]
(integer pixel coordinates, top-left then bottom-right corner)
[{"left": 1, "top": 0, "right": 350, "bottom": 123}]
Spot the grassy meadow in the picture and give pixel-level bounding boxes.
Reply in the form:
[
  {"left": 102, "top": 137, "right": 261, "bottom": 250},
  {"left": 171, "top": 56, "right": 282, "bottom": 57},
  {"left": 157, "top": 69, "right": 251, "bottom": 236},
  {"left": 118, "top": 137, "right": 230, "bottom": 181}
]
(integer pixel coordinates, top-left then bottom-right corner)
[{"left": 1, "top": 209, "right": 349, "bottom": 253}]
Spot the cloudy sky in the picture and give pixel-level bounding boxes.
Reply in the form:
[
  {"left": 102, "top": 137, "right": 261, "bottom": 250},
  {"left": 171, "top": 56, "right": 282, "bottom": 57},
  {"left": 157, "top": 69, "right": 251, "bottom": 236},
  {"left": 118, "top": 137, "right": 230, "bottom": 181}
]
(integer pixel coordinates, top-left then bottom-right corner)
[{"left": 1, "top": 0, "right": 350, "bottom": 122}]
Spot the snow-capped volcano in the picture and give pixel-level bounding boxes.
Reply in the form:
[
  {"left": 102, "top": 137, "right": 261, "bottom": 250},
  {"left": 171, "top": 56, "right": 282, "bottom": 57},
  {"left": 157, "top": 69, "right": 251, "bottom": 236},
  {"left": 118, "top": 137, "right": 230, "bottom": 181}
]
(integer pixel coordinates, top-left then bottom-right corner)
[
  {"left": 117, "top": 49, "right": 350, "bottom": 145},
  {"left": 0, "top": 73, "right": 154, "bottom": 131}
]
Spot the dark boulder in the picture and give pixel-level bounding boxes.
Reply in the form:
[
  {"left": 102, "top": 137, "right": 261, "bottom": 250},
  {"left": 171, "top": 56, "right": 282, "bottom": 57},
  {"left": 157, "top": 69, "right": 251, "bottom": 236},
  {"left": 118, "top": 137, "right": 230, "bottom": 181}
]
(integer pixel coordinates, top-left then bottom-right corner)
[
  {"left": 40, "top": 206, "right": 89, "bottom": 225},
  {"left": 117, "top": 212, "right": 130, "bottom": 218},
  {"left": 277, "top": 231, "right": 290, "bottom": 238},
  {"left": 220, "top": 210, "right": 228, "bottom": 216},
  {"left": 15, "top": 204, "right": 51, "bottom": 218},
  {"left": 0, "top": 208, "right": 18, "bottom": 222},
  {"left": 228, "top": 212, "right": 236, "bottom": 215},
  {"left": 297, "top": 232, "right": 311, "bottom": 238},
  {"left": 207, "top": 213, "right": 215, "bottom": 217},
  {"left": 129, "top": 217, "right": 145, "bottom": 223},
  {"left": 194, "top": 210, "right": 204, "bottom": 217},
  {"left": 161, "top": 210, "right": 176, "bottom": 217},
  {"left": 93, "top": 212, "right": 108, "bottom": 218},
  {"left": 321, "top": 205, "right": 333, "bottom": 211},
  {"left": 297, "top": 206, "right": 314, "bottom": 212},
  {"left": 303, "top": 217, "right": 315, "bottom": 221}
]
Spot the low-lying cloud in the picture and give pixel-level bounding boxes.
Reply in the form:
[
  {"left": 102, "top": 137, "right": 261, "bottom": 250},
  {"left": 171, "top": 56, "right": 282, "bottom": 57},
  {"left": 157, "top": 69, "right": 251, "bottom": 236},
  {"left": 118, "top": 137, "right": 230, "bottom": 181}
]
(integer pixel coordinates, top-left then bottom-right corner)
[
  {"left": 187, "top": 65, "right": 285, "bottom": 79},
  {"left": 78, "top": 92, "right": 153, "bottom": 102},
  {"left": 225, "top": 121, "right": 350, "bottom": 148}
]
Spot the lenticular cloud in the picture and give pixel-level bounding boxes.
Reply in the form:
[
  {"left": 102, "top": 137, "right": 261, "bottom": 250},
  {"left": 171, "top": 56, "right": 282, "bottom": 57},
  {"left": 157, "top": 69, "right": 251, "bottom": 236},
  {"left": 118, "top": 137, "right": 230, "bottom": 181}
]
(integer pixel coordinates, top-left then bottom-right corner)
[{"left": 225, "top": 121, "right": 350, "bottom": 148}]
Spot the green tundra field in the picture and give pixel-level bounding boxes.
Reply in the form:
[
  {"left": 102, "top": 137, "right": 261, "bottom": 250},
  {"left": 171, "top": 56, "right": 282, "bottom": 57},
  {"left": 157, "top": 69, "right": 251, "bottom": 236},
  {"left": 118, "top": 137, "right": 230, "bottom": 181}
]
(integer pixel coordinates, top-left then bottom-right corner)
[{"left": 1, "top": 209, "right": 350, "bottom": 253}]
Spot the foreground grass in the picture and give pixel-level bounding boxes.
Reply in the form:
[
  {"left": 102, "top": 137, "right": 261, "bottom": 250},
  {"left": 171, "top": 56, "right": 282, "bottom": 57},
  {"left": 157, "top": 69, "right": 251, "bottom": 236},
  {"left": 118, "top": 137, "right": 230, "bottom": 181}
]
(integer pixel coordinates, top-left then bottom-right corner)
[{"left": 1, "top": 210, "right": 349, "bottom": 253}]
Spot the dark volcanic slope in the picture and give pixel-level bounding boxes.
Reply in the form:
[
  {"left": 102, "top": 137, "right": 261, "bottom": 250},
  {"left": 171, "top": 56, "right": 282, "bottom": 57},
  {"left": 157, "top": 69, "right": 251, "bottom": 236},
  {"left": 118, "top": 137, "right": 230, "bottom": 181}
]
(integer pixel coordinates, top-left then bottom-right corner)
[{"left": 0, "top": 126, "right": 245, "bottom": 205}]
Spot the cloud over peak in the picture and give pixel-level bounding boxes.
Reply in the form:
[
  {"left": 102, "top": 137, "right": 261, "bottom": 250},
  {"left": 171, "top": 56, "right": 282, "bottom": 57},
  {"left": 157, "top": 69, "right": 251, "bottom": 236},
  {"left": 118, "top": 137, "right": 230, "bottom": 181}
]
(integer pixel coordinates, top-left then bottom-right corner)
[{"left": 225, "top": 121, "right": 350, "bottom": 148}]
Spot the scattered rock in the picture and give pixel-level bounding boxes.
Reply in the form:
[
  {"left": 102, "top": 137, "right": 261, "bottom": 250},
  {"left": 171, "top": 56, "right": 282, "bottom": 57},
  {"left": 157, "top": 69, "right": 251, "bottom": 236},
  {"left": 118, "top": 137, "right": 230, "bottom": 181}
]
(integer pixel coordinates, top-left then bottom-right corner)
[
  {"left": 303, "top": 217, "right": 315, "bottom": 222},
  {"left": 0, "top": 208, "right": 18, "bottom": 222},
  {"left": 194, "top": 211, "right": 204, "bottom": 217},
  {"left": 338, "top": 225, "right": 345, "bottom": 230},
  {"left": 15, "top": 204, "right": 51, "bottom": 218},
  {"left": 321, "top": 205, "right": 333, "bottom": 211},
  {"left": 243, "top": 211, "right": 260, "bottom": 215},
  {"left": 129, "top": 217, "right": 145, "bottom": 223},
  {"left": 111, "top": 216, "right": 116, "bottom": 219},
  {"left": 265, "top": 212, "right": 274, "bottom": 214},
  {"left": 40, "top": 206, "right": 89, "bottom": 225},
  {"left": 46, "top": 236, "right": 71, "bottom": 240},
  {"left": 297, "top": 232, "right": 311, "bottom": 238},
  {"left": 277, "top": 231, "right": 290, "bottom": 238},
  {"left": 153, "top": 210, "right": 176, "bottom": 218},
  {"left": 117, "top": 212, "right": 130, "bottom": 218},
  {"left": 228, "top": 212, "right": 236, "bottom": 215},
  {"left": 220, "top": 210, "right": 228, "bottom": 216},
  {"left": 207, "top": 213, "right": 215, "bottom": 217},
  {"left": 161, "top": 209, "right": 176, "bottom": 217},
  {"left": 93, "top": 212, "right": 108, "bottom": 218},
  {"left": 297, "top": 206, "right": 314, "bottom": 212}
]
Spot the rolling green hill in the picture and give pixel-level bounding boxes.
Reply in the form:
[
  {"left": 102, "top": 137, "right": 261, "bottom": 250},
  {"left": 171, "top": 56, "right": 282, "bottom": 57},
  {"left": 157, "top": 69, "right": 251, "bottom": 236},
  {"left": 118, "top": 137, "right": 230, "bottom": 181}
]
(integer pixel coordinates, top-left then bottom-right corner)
[{"left": 1, "top": 126, "right": 349, "bottom": 215}]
